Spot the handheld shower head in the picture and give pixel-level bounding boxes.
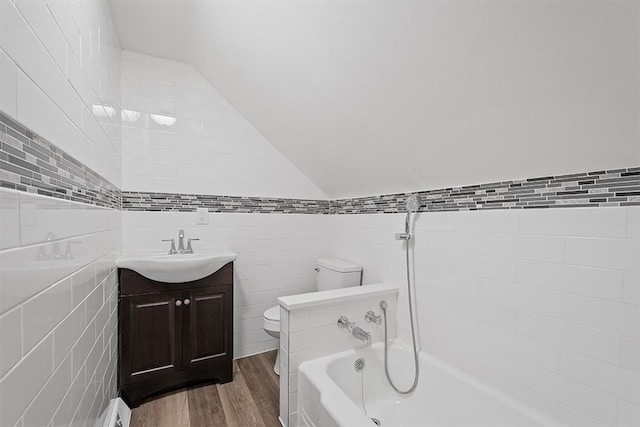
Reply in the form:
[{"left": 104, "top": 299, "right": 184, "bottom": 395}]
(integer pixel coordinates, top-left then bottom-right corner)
[
  {"left": 396, "top": 194, "right": 421, "bottom": 240},
  {"left": 405, "top": 194, "right": 420, "bottom": 213}
]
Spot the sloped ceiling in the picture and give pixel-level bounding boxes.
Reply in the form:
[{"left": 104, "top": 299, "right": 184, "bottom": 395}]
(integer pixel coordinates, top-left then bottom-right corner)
[{"left": 109, "top": 0, "right": 640, "bottom": 198}]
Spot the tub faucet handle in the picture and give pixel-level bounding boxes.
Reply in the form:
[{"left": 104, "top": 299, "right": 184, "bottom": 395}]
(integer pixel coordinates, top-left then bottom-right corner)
[
  {"left": 365, "top": 310, "right": 382, "bottom": 325},
  {"left": 337, "top": 316, "right": 354, "bottom": 330}
]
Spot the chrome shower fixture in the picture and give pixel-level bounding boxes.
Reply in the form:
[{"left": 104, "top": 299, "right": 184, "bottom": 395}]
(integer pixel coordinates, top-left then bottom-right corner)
[
  {"left": 338, "top": 316, "right": 372, "bottom": 346},
  {"left": 395, "top": 194, "right": 420, "bottom": 241},
  {"left": 385, "top": 193, "right": 421, "bottom": 394},
  {"left": 405, "top": 194, "right": 420, "bottom": 213}
]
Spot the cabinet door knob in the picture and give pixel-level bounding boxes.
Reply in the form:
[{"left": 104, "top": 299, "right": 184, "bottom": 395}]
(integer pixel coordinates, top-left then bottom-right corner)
[
  {"left": 175, "top": 300, "right": 182, "bottom": 307},
  {"left": 184, "top": 299, "right": 190, "bottom": 305}
]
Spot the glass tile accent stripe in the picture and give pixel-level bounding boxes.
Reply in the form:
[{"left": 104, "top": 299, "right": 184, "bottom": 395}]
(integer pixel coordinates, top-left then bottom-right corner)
[
  {"left": 123, "top": 167, "right": 640, "bottom": 214},
  {"left": 0, "top": 111, "right": 121, "bottom": 209}
]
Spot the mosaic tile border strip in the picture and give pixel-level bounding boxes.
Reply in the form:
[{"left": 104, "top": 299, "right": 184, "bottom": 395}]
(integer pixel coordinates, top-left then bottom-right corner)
[
  {"left": 123, "top": 167, "right": 640, "bottom": 214},
  {"left": 0, "top": 111, "right": 121, "bottom": 209},
  {"left": 330, "top": 167, "right": 640, "bottom": 214},
  {"left": 122, "top": 192, "right": 330, "bottom": 214}
]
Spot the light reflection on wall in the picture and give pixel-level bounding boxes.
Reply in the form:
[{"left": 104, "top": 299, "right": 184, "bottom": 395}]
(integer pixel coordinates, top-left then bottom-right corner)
[
  {"left": 91, "top": 104, "right": 116, "bottom": 119},
  {"left": 92, "top": 105, "right": 177, "bottom": 128},
  {"left": 150, "top": 113, "right": 177, "bottom": 127},
  {"left": 121, "top": 109, "right": 141, "bottom": 123}
]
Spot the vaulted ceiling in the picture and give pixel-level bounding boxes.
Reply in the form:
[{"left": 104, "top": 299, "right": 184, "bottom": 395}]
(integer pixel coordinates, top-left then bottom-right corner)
[{"left": 110, "top": 0, "right": 640, "bottom": 198}]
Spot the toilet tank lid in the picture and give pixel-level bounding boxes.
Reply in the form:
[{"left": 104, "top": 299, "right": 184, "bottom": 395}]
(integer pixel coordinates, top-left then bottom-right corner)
[
  {"left": 264, "top": 306, "right": 280, "bottom": 321},
  {"left": 317, "top": 258, "right": 362, "bottom": 273}
]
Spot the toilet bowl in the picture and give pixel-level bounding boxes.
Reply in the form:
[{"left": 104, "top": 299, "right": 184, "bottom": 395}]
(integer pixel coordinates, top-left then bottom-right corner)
[
  {"left": 262, "top": 306, "right": 280, "bottom": 375},
  {"left": 262, "top": 258, "right": 362, "bottom": 376}
]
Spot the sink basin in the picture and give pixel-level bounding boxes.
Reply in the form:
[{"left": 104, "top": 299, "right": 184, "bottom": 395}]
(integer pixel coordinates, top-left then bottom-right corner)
[{"left": 116, "top": 250, "right": 237, "bottom": 283}]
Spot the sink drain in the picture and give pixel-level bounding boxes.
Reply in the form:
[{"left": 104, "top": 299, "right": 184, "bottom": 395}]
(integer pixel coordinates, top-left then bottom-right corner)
[{"left": 371, "top": 418, "right": 381, "bottom": 426}]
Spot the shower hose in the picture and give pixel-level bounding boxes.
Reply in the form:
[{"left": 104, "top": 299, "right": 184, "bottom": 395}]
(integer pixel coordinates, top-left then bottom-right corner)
[{"left": 381, "top": 235, "right": 420, "bottom": 394}]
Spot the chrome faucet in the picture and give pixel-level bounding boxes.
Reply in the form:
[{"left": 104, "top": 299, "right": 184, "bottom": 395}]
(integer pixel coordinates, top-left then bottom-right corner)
[
  {"left": 337, "top": 315, "right": 372, "bottom": 346},
  {"left": 352, "top": 326, "right": 371, "bottom": 346},
  {"left": 178, "top": 229, "right": 186, "bottom": 253},
  {"left": 162, "top": 230, "right": 199, "bottom": 255}
]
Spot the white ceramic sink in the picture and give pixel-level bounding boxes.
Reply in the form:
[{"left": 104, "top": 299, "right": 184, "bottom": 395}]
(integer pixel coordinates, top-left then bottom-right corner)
[{"left": 116, "top": 250, "right": 237, "bottom": 283}]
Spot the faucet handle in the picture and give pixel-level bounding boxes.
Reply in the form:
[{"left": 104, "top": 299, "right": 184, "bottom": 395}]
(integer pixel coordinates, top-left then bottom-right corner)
[
  {"left": 185, "top": 238, "right": 199, "bottom": 254},
  {"left": 162, "top": 238, "right": 177, "bottom": 255},
  {"left": 365, "top": 310, "right": 382, "bottom": 325},
  {"left": 337, "top": 315, "right": 354, "bottom": 331}
]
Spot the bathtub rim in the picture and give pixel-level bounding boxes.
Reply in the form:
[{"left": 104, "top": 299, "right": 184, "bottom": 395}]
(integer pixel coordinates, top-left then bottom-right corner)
[{"left": 298, "top": 339, "right": 565, "bottom": 427}]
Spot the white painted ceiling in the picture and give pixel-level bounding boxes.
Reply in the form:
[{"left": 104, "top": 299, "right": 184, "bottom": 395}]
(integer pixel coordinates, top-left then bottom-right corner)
[{"left": 110, "top": 0, "right": 640, "bottom": 198}]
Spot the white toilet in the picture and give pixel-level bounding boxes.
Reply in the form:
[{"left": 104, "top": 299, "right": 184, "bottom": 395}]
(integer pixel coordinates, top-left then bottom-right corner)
[{"left": 263, "top": 258, "right": 363, "bottom": 375}]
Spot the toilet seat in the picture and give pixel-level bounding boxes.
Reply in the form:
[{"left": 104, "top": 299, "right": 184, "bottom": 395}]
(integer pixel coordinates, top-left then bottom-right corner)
[
  {"left": 263, "top": 305, "right": 280, "bottom": 332},
  {"left": 264, "top": 306, "right": 280, "bottom": 321}
]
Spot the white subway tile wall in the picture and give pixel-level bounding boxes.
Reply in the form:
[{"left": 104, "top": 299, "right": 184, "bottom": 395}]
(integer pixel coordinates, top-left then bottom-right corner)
[
  {"left": 0, "top": 0, "right": 122, "bottom": 426},
  {"left": 0, "top": 0, "right": 122, "bottom": 188},
  {"left": 119, "top": 50, "right": 327, "bottom": 200},
  {"left": 329, "top": 207, "right": 640, "bottom": 427},
  {"left": 0, "top": 189, "right": 120, "bottom": 427},
  {"left": 121, "top": 210, "right": 332, "bottom": 358},
  {"left": 279, "top": 289, "right": 399, "bottom": 427}
]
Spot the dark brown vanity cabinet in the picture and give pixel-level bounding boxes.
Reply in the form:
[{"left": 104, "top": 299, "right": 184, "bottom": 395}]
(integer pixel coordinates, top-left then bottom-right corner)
[{"left": 118, "top": 263, "right": 233, "bottom": 407}]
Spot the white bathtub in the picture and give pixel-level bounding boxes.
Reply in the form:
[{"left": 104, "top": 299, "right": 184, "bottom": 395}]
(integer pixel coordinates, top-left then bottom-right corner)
[{"left": 298, "top": 340, "right": 562, "bottom": 427}]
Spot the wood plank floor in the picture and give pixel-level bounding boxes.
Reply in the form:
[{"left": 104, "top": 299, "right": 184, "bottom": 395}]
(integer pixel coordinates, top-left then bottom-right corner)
[{"left": 130, "top": 351, "right": 281, "bottom": 427}]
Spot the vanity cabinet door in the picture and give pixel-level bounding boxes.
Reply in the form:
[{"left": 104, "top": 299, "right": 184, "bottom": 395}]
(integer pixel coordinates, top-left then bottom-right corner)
[
  {"left": 120, "top": 291, "right": 183, "bottom": 384},
  {"left": 182, "top": 285, "right": 233, "bottom": 371}
]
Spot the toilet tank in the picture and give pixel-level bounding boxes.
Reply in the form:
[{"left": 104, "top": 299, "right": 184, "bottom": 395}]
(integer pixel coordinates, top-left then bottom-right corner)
[{"left": 316, "top": 258, "right": 362, "bottom": 291}]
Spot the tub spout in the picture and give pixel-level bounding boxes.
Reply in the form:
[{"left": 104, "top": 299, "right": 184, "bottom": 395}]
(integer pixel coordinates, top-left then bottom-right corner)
[{"left": 352, "top": 326, "right": 371, "bottom": 346}]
